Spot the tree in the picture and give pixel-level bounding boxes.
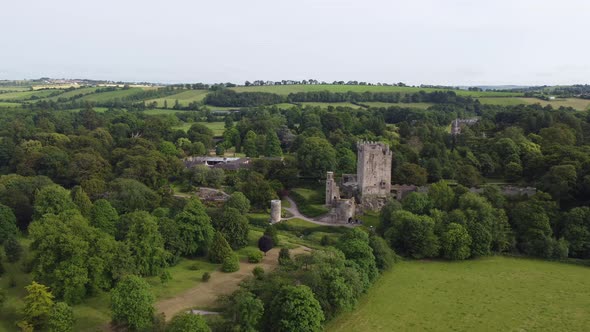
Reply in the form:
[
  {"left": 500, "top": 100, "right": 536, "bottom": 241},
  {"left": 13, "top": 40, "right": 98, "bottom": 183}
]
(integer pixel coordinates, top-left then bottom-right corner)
[
  {"left": 336, "top": 146, "right": 356, "bottom": 174},
  {"left": 123, "top": 211, "right": 169, "bottom": 276},
  {"left": 48, "top": 302, "right": 74, "bottom": 332},
  {"left": 187, "top": 123, "right": 214, "bottom": 148},
  {"left": 395, "top": 162, "right": 427, "bottom": 186},
  {"left": 428, "top": 181, "right": 455, "bottom": 211},
  {"left": 337, "top": 228, "right": 379, "bottom": 287},
  {"left": 264, "top": 224, "right": 279, "bottom": 246},
  {"left": 384, "top": 210, "right": 439, "bottom": 259},
  {"left": 175, "top": 198, "right": 215, "bottom": 256},
  {"left": 455, "top": 164, "right": 481, "bottom": 188},
  {"left": 111, "top": 275, "right": 155, "bottom": 331},
  {"left": 4, "top": 236, "right": 23, "bottom": 262},
  {"left": 297, "top": 137, "right": 337, "bottom": 178},
  {"left": 209, "top": 232, "right": 233, "bottom": 263},
  {"left": 369, "top": 235, "right": 395, "bottom": 271},
  {"left": 22, "top": 281, "right": 54, "bottom": 329},
  {"left": 166, "top": 312, "right": 210, "bottom": 332},
  {"left": 278, "top": 248, "right": 291, "bottom": 266},
  {"left": 71, "top": 186, "right": 92, "bottom": 218},
  {"left": 562, "top": 207, "right": 590, "bottom": 258},
  {"left": 225, "top": 192, "right": 251, "bottom": 214},
  {"left": 265, "top": 131, "right": 283, "bottom": 157},
  {"left": 90, "top": 199, "right": 119, "bottom": 236},
  {"left": 268, "top": 285, "right": 324, "bottom": 332},
  {"left": 258, "top": 235, "right": 274, "bottom": 255},
  {"left": 223, "top": 290, "right": 264, "bottom": 332},
  {"left": 541, "top": 165, "right": 577, "bottom": 203},
  {"left": 243, "top": 130, "right": 258, "bottom": 157},
  {"left": 402, "top": 192, "right": 432, "bottom": 215},
  {"left": 34, "top": 184, "right": 77, "bottom": 218},
  {"left": 214, "top": 207, "right": 249, "bottom": 249},
  {"left": 0, "top": 203, "right": 18, "bottom": 243},
  {"left": 107, "top": 178, "right": 160, "bottom": 214},
  {"left": 440, "top": 223, "right": 472, "bottom": 260}
]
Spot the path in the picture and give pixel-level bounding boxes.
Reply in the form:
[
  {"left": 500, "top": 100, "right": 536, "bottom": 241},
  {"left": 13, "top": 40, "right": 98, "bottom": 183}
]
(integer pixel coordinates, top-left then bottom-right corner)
[
  {"left": 155, "top": 246, "right": 311, "bottom": 320},
  {"left": 282, "top": 196, "right": 356, "bottom": 227}
]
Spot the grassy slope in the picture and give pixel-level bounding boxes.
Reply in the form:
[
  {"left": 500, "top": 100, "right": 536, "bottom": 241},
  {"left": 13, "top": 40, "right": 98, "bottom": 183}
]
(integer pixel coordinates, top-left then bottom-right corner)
[
  {"left": 328, "top": 257, "right": 590, "bottom": 332},
  {"left": 45, "top": 87, "right": 101, "bottom": 101},
  {"left": 362, "top": 102, "right": 434, "bottom": 109},
  {"left": 147, "top": 90, "right": 209, "bottom": 108},
  {"left": 172, "top": 121, "right": 225, "bottom": 136},
  {"left": 479, "top": 97, "right": 590, "bottom": 110},
  {"left": 230, "top": 84, "right": 522, "bottom": 97},
  {"left": 78, "top": 88, "right": 148, "bottom": 102},
  {"left": 0, "top": 90, "right": 63, "bottom": 101}
]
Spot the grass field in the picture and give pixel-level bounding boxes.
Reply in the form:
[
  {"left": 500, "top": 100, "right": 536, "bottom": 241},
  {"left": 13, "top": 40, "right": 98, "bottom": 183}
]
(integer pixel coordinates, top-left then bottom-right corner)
[
  {"left": 299, "top": 102, "right": 365, "bottom": 109},
  {"left": 143, "top": 109, "right": 194, "bottom": 115},
  {"left": 231, "top": 84, "right": 522, "bottom": 97},
  {"left": 172, "top": 121, "right": 226, "bottom": 136},
  {"left": 328, "top": 256, "right": 590, "bottom": 332},
  {"left": 0, "top": 102, "right": 23, "bottom": 108},
  {"left": 45, "top": 87, "right": 100, "bottom": 101},
  {"left": 362, "top": 102, "right": 434, "bottom": 109},
  {"left": 0, "top": 89, "right": 63, "bottom": 101},
  {"left": 478, "top": 97, "right": 590, "bottom": 110},
  {"left": 78, "top": 87, "right": 149, "bottom": 102},
  {"left": 147, "top": 90, "right": 209, "bottom": 108}
]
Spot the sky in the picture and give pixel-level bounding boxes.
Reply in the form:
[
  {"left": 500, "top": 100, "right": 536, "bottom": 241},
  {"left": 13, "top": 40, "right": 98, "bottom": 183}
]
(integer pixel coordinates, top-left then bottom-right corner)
[{"left": 1, "top": 0, "right": 589, "bottom": 86}]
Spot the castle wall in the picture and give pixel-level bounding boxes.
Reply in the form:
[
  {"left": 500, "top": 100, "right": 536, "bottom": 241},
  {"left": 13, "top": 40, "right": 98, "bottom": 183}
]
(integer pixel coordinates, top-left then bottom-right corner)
[
  {"left": 357, "top": 142, "right": 392, "bottom": 197},
  {"left": 270, "top": 199, "right": 281, "bottom": 223},
  {"left": 325, "top": 171, "right": 340, "bottom": 206}
]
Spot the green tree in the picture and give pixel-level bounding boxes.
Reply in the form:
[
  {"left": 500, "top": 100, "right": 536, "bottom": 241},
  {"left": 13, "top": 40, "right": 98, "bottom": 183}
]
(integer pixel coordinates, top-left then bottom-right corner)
[
  {"left": 22, "top": 281, "right": 54, "bottom": 329},
  {"left": 455, "top": 164, "right": 481, "bottom": 188},
  {"left": 4, "top": 236, "right": 23, "bottom": 262},
  {"left": 90, "top": 199, "right": 119, "bottom": 236},
  {"left": 222, "top": 253, "right": 240, "bottom": 272},
  {"left": 395, "top": 162, "right": 427, "bottom": 186},
  {"left": 265, "top": 131, "right": 283, "bottom": 157},
  {"left": 402, "top": 192, "right": 432, "bottom": 215},
  {"left": 174, "top": 198, "right": 215, "bottom": 256},
  {"left": 187, "top": 123, "right": 214, "bottom": 148},
  {"left": 223, "top": 290, "right": 264, "bottom": 332},
  {"left": 209, "top": 232, "right": 233, "bottom": 263},
  {"left": 71, "top": 186, "right": 92, "bottom": 218},
  {"left": 243, "top": 130, "right": 258, "bottom": 157},
  {"left": 107, "top": 178, "right": 160, "bottom": 214},
  {"left": 428, "top": 180, "right": 455, "bottom": 211},
  {"left": 297, "top": 137, "right": 337, "bottom": 178},
  {"left": 214, "top": 207, "right": 249, "bottom": 249},
  {"left": 225, "top": 192, "right": 251, "bottom": 214},
  {"left": 34, "top": 184, "right": 77, "bottom": 218},
  {"left": 123, "top": 211, "right": 169, "bottom": 276},
  {"left": 441, "top": 223, "right": 472, "bottom": 260},
  {"left": 111, "top": 275, "right": 155, "bottom": 331},
  {"left": 48, "top": 302, "right": 74, "bottom": 332},
  {"left": 541, "top": 165, "right": 577, "bottom": 203},
  {"left": 336, "top": 146, "right": 356, "bottom": 174},
  {"left": 369, "top": 235, "right": 395, "bottom": 271},
  {"left": 562, "top": 207, "right": 590, "bottom": 258},
  {"left": 337, "top": 228, "right": 379, "bottom": 288},
  {"left": 0, "top": 203, "right": 18, "bottom": 243},
  {"left": 385, "top": 210, "right": 439, "bottom": 259},
  {"left": 166, "top": 312, "right": 210, "bottom": 332},
  {"left": 264, "top": 224, "right": 279, "bottom": 246},
  {"left": 269, "top": 285, "right": 324, "bottom": 332}
]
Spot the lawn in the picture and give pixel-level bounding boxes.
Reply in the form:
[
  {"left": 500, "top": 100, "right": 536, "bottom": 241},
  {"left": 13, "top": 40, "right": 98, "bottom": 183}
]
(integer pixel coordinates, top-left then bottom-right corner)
[
  {"left": 290, "top": 187, "right": 329, "bottom": 218},
  {"left": 147, "top": 90, "right": 209, "bottom": 108},
  {"left": 172, "top": 121, "right": 226, "bottom": 136},
  {"left": 327, "top": 257, "right": 590, "bottom": 332},
  {"left": 478, "top": 97, "right": 590, "bottom": 110},
  {"left": 230, "top": 84, "right": 522, "bottom": 97}
]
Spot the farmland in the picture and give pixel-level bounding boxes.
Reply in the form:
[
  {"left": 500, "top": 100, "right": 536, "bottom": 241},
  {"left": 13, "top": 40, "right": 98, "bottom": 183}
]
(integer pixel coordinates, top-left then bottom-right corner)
[
  {"left": 78, "top": 87, "right": 152, "bottom": 102},
  {"left": 479, "top": 97, "right": 590, "bottom": 110},
  {"left": 147, "top": 89, "right": 209, "bottom": 108},
  {"left": 0, "top": 89, "right": 63, "bottom": 101},
  {"left": 328, "top": 257, "right": 590, "bottom": 332}
]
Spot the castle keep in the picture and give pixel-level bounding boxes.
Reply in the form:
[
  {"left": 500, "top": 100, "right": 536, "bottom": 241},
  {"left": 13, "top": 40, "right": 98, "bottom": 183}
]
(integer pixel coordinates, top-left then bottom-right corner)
[{"left": 323, "top": 141, "right": 392, "bottom": 223}]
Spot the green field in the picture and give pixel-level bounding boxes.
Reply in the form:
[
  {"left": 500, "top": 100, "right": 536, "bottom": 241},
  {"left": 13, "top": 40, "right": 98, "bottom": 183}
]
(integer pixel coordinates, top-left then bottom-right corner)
[
  {"left": 172, "top": 121, "right": 226, "bottom": 136},
  {"left": 299, "top": 102, "right": 364, "bottom": 109},
  {"left": 231, "top": 84, "right": 522, "bottom": 97},
  {"left": 0, "top": 89, "right": 63, "bottom": 101},
  {"left": 328, "top": 257, "right": 590, "bottom": 332},
  {"left": 45, "top": 86, "right": 100, "bottom": 101},
  {"left": 362, "top": 102, "right": 434, "bottom": 109},
  {"left": 478, "top": 97, "right": 590, "bottom": 110},
  {"left": 78, "top": 87, "right": 149, "bottom": 102},
  {"left": 0, "top": 102, "right": 22, "bottom": 108},
  {"left": 147, "top": 90, "right": 209, "bottom": 108}
]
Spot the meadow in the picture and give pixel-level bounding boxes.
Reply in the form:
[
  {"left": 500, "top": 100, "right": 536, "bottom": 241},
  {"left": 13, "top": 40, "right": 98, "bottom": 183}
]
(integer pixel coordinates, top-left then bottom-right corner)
[
  {"left": 171, "top": 121, "right": 226, "bottom": 136},
  {"left": 78, "top": 87, "right": 151, "bottom": 102},
  {"left": 147, "top": 90, "right": 209, "bottom": 108},
  {"left": 231, "top": 84, "right": 523, "bottom": 97},
  {"left": 478, "top": 97, "right": 590, "bottom": 110},
  {"left": 0, "top": 89, "right": 63, "bottom": 101},
  {"left": 328, "top": 257, "right": 590, "bottom": 332}
]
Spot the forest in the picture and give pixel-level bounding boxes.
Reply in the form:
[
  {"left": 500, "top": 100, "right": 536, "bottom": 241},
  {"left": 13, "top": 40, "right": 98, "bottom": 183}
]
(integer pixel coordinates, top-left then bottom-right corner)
[{"left": 0, "top": 84, "right": 589, "bottom": 331}]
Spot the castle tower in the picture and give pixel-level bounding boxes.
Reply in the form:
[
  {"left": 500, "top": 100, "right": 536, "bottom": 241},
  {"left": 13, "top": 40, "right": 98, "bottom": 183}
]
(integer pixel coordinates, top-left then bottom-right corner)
[
  {"left": 325, "top": 171, "right": 340, "bottom": 206},
  {"left": 356, "top": 141, "right": 392, "bottom": 197},
  {"left": 270, "top": 199, "right": 281, "bottom": 223}
]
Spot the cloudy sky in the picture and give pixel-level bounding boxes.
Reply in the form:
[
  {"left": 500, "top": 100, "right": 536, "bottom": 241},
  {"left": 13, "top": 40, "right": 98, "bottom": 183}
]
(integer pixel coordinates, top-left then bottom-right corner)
[{"left": 1, "top": 0, "right": 588, "bottom": 85}]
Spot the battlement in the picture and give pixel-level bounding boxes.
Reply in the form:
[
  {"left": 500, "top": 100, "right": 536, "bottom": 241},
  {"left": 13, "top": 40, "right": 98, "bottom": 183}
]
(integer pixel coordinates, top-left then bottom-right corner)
[{"left": 356, "top": 141, "right": 392, "bottom": 155}]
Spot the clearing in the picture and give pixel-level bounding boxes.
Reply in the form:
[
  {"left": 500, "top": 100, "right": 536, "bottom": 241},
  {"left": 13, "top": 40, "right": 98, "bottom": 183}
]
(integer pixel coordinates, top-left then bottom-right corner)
[{"left": 327, "top": 256, "right": 590, "bottom": 332}]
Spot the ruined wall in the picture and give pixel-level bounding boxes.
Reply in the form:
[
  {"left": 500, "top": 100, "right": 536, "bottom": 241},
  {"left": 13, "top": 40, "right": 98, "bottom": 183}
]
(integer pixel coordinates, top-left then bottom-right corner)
[
  {"left": 325, "top": 171, "right": 340, "bottom": 206},
  {"left": 357, "top": 142, "right": 392, "bottom": 197}
]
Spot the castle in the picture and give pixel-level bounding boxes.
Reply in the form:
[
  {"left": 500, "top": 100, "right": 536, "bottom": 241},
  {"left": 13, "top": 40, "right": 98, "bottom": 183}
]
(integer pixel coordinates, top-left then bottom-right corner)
[{"left": 322, "top": 141, "right": 392, "bottom": 223}]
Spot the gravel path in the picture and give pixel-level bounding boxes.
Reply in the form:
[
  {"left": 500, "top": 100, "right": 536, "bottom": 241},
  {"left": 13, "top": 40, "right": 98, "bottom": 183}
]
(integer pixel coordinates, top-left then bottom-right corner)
[{"left": 282, "top": 196, "right": 355, "bottom": 227}]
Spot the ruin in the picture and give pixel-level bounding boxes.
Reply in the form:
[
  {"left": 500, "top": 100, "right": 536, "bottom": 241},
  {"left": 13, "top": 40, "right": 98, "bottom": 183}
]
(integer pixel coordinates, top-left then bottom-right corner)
[
  {"left": 322, "top": 141, "right": 392, "bottom": 224},
  {"left": 270, "top": 199, "right": 281, "bottom": 223}
]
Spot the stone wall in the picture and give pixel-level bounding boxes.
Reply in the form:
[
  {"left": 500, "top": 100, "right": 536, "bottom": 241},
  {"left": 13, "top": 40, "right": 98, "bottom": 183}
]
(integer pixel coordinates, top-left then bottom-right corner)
[{"left": 357, "top": 141, "right": 392, "bottom": 197}]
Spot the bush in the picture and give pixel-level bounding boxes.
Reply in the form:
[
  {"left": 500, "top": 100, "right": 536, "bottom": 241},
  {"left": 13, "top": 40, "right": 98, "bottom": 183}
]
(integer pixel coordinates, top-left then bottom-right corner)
[
  {"left": 4, "top": 237, "right": 23, "bottom": 263},
  {"left": 188, "top": 263, "right": 200, "bottom": 271},
  {"left": 247, "top": 250, "right": 263, "bottom": 263},
  {"left": 252, "top": 266, "right": 264, "bottom": 279},
  {"left": 202, "top": 272, "right": 211, "bottom": 282},
  {"left": 320, "top": 235, "right": 331, "bottom": 246},
  {"left": 222, "top": 254, "right": 240, "bottom": 273},
  {"left": 278, "top": 248, "right": 291, "bottom": 266}
]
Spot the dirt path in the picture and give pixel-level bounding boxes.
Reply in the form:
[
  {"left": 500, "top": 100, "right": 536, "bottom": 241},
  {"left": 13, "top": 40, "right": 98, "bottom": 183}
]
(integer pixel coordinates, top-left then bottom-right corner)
[
  {"left": 283, "top": 196, "right": 355, "bottom": 227},
  {"left": 155, "top": 246, "right": 311, "bottom": 320}
]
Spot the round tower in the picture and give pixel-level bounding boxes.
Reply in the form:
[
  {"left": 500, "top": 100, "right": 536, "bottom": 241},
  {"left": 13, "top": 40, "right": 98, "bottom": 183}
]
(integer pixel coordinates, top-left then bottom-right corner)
[{"left": 270, "top": 199, "right": 281, "bottom": 223}]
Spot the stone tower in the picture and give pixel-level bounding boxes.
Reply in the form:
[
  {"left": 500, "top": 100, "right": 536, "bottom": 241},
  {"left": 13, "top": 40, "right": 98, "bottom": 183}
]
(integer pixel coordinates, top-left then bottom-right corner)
[
  {"left": 325, "top": 171, "right": 340, "bottom": 206},
  {"left": 356, "top": 141, "right": 392, "bottom": 197},
  {"left": 270, "top": 199, "right": 281, "bottom": 223}
]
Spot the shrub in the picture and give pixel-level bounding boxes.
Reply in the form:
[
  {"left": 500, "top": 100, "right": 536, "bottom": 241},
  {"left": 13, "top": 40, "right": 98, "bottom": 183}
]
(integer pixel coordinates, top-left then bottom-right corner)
[
  {"left": 278, "top": 248, "right": 291, "bottom": 266},
  {"left": 4, "top": 237, "right": 23, "bottom": 263},
  {"left": 247, "top": 250, "right": 263, "bottom": 263},
  {"left": 320, "top": 235, "right": 331, "bottom": 246},
  {"left": 209, "top": 232, "right": 233, "bottom": 263},
  {"left": 222, "top": 254, "right": 240, "bottom": 273},
  {"left": 202, "top": 272, "right": 211, "bottom": 282},
  {"left": 252, "top": 266, "right": 264, "bottom": 279},
  {"left": 188, "top": 263, "right": 200, "bottom": 271}
]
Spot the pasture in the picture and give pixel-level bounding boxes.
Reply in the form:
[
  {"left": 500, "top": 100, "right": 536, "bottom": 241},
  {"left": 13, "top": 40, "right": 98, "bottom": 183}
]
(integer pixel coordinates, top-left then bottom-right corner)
[
  {"left": 0, "top": 89, "right": 63, "bottom": 101},
  {"left": 172, "top": 121, "right": 226, "bottom": 136},
  {"left": 478, "top": 97, "right": 590, "bottom": 110},
  {"left": 147, "top": 89, "right": 209, "bottom": 108},
  {"left": 78, "top": 87, "right": 150, "bottom": 102},
  {"left": 231, "top": 84, "right": 522, "bottom": 97},
  {"left": 328, "top": 257, "right": 590, "bottom": 332}
]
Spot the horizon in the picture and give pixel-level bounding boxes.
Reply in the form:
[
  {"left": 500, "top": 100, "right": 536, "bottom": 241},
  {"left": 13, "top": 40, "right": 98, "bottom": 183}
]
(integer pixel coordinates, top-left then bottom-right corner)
[{"left": 1, "top": 0, "right": 589, "bottom": 86}]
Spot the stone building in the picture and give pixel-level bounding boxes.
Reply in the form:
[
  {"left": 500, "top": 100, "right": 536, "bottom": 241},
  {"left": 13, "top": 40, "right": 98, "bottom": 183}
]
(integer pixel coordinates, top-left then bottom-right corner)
[{"left": 322, "top": 141, "right": 393, "bottom": 223}]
